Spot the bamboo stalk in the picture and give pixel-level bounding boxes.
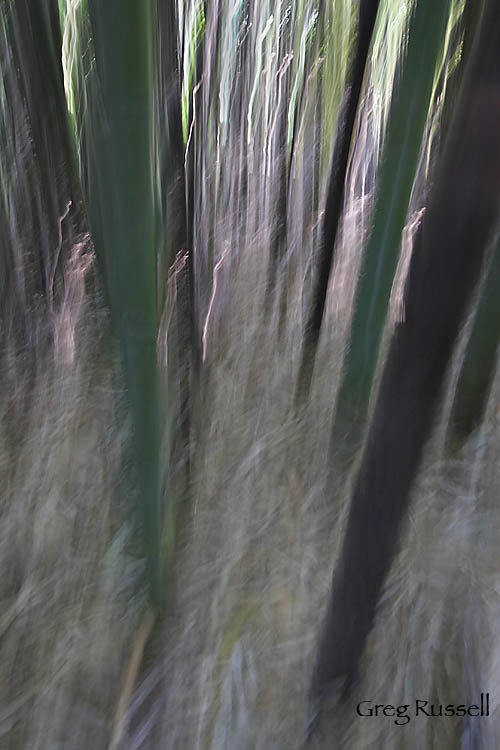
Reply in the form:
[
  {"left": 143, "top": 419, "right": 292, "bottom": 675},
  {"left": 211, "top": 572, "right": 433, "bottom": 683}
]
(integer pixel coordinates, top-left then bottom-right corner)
[
  {"left": 329, "top": 0, "right": 452, "bottom": 457},
  {"left": 86, "top": 0, "right": 163, "bottom": 610}
]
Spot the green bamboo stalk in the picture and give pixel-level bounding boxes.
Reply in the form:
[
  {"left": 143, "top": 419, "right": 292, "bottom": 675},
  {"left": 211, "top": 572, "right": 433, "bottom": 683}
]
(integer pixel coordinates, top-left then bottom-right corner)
[
  {"left": 86, "top": 0, "right": 163, "bottom": 610},
  {"left": 310, "top": 0, "right": 500, "bottom": 709},
  {"left": 330, "top": 0, "right": 452, "bottom": 458}
]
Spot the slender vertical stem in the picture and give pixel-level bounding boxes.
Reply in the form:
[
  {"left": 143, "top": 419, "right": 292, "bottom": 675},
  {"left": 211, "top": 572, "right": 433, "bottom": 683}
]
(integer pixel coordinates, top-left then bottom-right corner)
[
  {"left": 311, "top": 0, "right": 500, "bottom": 702},
  {"left": 87, "top": 0, "right": 163, "bottom": 610}
]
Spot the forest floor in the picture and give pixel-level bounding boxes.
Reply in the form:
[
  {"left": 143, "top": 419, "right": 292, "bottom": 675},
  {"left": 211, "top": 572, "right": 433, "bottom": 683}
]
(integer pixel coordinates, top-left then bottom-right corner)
[{"left": 1, "top": 247, "right": 500, "bottom": 749}]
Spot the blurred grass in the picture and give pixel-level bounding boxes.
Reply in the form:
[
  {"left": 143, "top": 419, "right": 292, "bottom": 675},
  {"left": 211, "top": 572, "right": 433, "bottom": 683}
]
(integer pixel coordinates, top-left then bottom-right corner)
[{"left": 0, "top": 257, "right": 146, "bottom": 748}]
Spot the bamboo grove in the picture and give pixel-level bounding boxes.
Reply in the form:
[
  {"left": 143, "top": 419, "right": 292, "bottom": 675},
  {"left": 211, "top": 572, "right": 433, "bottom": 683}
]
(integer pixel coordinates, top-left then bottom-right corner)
[{"left": 1, "top": 0, "right": 500, "bottom": 745}]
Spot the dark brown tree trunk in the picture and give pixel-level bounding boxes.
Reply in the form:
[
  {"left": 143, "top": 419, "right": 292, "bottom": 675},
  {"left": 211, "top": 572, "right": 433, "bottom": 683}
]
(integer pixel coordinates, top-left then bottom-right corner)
[
  {"left": 296, "top": 0, "right": 381, "bottom": 405},
  {"left": 156, "top": 0, "right": 206, "bottom": 510},
  {"left": 447, "top": 236, "right": 500, "bottom": 444}
]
